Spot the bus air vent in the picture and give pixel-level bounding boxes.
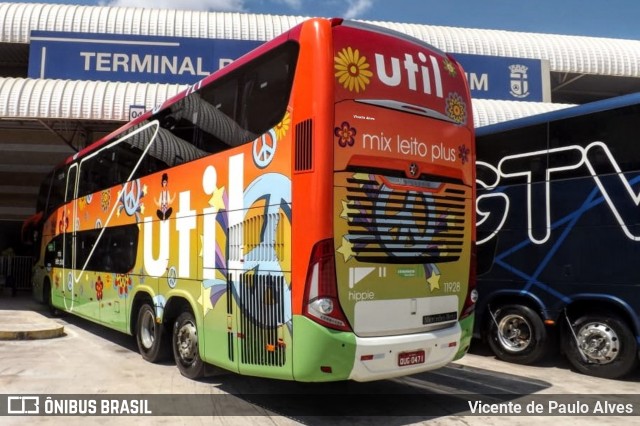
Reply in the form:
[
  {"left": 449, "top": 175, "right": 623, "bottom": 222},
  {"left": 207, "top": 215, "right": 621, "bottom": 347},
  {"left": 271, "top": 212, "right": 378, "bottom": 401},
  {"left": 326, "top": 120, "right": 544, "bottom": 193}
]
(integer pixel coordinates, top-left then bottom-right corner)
[
  {"left": 295, "top": 119, "right": 313, "bottom": 172},
  {"left": 238, "top": 272, "right": 287, "bottom": 367}
]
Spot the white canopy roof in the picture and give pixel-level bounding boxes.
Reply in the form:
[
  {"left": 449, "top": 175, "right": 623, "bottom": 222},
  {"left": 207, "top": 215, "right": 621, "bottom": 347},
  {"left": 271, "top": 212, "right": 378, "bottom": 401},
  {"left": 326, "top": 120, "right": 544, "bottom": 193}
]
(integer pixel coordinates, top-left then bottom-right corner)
[
  {"left": 0, "top": 76, "right": 573, "bottom": 128},
  {"left": 1, "top": 2, "right": 639, "bottom": 77}
]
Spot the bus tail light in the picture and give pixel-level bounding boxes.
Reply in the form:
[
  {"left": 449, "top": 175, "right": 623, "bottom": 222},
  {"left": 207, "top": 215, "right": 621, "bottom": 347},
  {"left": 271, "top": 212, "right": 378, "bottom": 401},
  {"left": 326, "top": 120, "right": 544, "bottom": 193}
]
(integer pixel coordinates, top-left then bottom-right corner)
[
  {"left": 303, "top": 239, "right": 352, "bottom": 332},
  {"left": 460, "top": 241, "right": 478, "bottom": 320}
]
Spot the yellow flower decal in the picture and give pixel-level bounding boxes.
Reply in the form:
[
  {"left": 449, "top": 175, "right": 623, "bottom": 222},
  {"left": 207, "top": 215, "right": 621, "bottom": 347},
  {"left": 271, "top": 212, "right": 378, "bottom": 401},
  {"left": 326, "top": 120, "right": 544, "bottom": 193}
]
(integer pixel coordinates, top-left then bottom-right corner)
[
  {"left": 274, "top": 110, "right": 291, "bottom": 140},
  {"left": 446, "top": 92, "right": 467, "bottom": 125},
  {"left": 334, "top": 47, "right": 373, "bottom": 93},
  {"left": 101, "top": 190, "right": 110, "bottom": 212},
  {"left": 443, "top": 58, "right": 457, "bottom": 77}
]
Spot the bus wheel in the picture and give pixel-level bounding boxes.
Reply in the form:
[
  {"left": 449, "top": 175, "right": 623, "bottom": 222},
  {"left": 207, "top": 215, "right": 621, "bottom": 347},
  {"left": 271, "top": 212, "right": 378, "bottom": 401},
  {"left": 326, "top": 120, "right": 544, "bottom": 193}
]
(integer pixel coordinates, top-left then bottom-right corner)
[
  {"left": 136, "top": 303, "right": 170, "bottom": 363},
  {"left": 487, "top": 305, "right": 549, "bottom": 364},
  {"left": 172, "top": 311, "right": 205, "bottom": 380},
  {"left": 562, "top": 314, "right": 638, "bottom": 379}
]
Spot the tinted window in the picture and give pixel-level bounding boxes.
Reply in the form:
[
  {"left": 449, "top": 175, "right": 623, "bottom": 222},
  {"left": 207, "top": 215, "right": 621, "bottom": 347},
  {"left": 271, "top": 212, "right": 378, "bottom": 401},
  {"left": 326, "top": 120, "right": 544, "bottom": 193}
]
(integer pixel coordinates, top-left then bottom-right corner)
[
  {"left": 69, "top": 41, "right": 299, "bottom": 201},
  {"left": 76, "top": 224, "right": 139, "bottom": 273},
  {"left": 47, "top": 168, "right": 67, "bottom": 217}
]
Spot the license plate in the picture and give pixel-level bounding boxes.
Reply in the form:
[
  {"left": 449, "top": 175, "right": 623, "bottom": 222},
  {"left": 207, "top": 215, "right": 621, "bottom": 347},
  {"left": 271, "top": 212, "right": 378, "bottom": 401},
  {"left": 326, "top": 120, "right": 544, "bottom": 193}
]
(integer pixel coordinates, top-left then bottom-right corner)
[{"left": 398, "top": 350, "right": 425, "bottom": 367}]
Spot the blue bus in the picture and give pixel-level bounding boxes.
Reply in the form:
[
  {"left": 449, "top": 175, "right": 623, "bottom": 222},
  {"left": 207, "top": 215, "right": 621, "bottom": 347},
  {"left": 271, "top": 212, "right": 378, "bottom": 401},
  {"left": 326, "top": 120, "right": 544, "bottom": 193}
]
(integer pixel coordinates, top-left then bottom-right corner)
[{"left": 475, "top": 93, "right": 640, "bottom": 379}]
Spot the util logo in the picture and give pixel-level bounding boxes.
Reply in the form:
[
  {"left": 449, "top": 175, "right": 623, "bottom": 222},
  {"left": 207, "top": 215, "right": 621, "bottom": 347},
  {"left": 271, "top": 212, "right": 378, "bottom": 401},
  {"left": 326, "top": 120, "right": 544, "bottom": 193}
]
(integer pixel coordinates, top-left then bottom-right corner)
[
  {"left": 335, "top": 47, "right": 444, "bottom": 98},
  {"left": 375, "top": 52, "right": 444, "bottom": 98}
]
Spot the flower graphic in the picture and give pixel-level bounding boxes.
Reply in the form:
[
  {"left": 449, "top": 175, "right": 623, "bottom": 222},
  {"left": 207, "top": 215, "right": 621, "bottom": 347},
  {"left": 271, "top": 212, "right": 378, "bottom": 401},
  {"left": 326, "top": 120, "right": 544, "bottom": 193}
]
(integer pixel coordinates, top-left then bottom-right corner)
[
  {"left": 443, "top": 58, "right": 457, "bottom": 77},
  {"left": 334, "top": 121, "right": 357, "bottom": 147},
  {"left": 458, "top": 144, "right": 470, "bottom": 165},
  {"left": 58, "top": 209, "right": 69, "bottom": 233},
  {"left": 114, "top": 274, "right": 132, "bottom": 297},
  {"left": 445, "top": 92, "right": 467, "bottom": 125},
  {"left": 101, "top": 190, "right": 110, "bottom": 212},
  {"left": 274, "top": 110, "right": 291, "bottom": 141},
  {"left": 334, "top": 47, "right": 373, "bottom": 93},
  {"left": 104, "top": 274, "right": 112, "bottom": 290},
  {"left": 95, "top": 276, "right": 104, "bottom": 301}
]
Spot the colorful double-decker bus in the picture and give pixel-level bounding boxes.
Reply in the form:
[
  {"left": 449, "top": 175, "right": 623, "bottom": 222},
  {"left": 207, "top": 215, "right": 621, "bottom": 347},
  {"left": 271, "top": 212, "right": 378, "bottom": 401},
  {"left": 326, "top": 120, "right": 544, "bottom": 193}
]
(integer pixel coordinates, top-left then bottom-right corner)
[
  {"left": 29, "top": 18, "right": 476, "bottom": 382},
  {"left": 475, "top": 94, "right": 640, "bottom": 379}
]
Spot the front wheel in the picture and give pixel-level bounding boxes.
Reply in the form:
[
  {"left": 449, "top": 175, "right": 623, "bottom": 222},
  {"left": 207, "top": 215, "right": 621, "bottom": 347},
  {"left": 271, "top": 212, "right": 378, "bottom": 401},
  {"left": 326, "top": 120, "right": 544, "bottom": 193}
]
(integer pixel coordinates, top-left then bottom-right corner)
[
  {"left": 562, "top": 313, "right": 638, "bottom": 379},
  {"left": 487, "top": 304, "right": 549, "bottom": 364},
  {"left": 172, "top": 311, "right": 205, "bottom": 380}
]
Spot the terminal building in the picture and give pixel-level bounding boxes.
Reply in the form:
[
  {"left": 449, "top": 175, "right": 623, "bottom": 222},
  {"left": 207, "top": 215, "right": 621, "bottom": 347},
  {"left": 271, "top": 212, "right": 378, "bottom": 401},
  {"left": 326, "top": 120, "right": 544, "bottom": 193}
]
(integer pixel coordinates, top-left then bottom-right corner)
[{"left": 1, "top": 1, "right": 640, "bottom": 245}]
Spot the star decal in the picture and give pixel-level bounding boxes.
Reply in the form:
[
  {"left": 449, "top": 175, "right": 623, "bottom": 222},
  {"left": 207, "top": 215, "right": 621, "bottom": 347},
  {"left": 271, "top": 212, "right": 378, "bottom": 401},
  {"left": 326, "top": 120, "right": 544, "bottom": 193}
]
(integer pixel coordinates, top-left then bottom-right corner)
[
  {"left": 208, "top": 186, "right": 226, "bottom": 211},
  {"left": 427, "top": 273, "right": 440, "bottom": 292},
  {"left": 340, "top": 200, "right": 358, "bottom": 222},
  {"left": 198, "top": 286, "right": 214, "bottom": 315},
  {"left": 337, "top": 236, "right": 354, "bottom": 262}
]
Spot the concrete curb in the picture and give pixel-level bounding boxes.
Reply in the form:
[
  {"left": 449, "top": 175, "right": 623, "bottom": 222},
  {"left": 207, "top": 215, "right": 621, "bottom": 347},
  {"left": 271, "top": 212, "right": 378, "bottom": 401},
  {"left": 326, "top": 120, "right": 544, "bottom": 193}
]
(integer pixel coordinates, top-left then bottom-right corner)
[{"left": 0, "top": 310, "right": 65, "bottom": 340}]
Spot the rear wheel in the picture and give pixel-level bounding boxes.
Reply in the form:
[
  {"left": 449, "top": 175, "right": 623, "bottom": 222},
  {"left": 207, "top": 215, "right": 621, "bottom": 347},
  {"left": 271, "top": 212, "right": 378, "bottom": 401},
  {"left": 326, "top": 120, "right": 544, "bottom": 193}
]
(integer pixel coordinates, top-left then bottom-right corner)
[
  {"left": 172, "top": 311, "right": 205, "bottom": 380},
  {"left": 487, "top": 304, "right": 549, "bottom": 364},
  {"left": 136, "top": 303, "right": 170, "bottom": 363},
  {"left": 562, "top": 313, "right": 638, "bottom": 379}
]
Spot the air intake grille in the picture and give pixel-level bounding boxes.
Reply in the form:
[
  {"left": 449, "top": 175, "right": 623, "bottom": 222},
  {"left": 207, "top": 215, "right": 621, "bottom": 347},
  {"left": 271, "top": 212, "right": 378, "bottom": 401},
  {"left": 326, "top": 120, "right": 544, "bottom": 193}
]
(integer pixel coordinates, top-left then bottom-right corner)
[
  {"left": 295, "top": 119, "right": 313, "bottom": 171},
  {"left": 239, "top": 273, "right": 286, "bottom": 367},
  {"left": 343, "top": 174, "right": 468, "bottom": 263}
]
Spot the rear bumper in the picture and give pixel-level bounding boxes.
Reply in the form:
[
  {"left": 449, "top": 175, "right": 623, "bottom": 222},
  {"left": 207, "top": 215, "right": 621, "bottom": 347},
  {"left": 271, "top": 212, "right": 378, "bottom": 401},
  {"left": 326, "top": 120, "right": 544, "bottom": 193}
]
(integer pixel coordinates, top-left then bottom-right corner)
[{"left": 348, "top": 323, "right": 462, "bottom": 382}]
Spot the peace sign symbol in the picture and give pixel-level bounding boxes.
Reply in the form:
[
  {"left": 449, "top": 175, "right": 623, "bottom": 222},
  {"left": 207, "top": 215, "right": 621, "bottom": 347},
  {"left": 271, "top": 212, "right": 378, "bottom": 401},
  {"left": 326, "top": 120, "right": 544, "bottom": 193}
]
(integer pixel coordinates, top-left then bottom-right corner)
[
  {"left": 167, "top": 266, "right": 177, "bottom": 288},
  {"left": 253, "top": 129, "right": 277, "bottom": 169},
  {"left": 120, "top": 180, "right": 143, "bottom": 216}
]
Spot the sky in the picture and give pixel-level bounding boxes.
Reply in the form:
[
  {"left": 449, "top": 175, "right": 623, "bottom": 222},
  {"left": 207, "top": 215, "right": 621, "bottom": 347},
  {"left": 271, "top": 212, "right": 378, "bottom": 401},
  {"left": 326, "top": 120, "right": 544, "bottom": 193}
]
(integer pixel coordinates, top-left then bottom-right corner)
[{"left": 11, "top": 0, "right": 640, "bottom": 40}]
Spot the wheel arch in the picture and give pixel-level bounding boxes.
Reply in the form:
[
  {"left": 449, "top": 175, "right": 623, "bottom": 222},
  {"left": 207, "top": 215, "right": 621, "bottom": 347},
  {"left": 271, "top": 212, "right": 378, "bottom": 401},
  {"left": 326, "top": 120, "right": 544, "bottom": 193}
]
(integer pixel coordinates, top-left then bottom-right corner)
[
  {"left": 129, "top": 289, "right": 201, "bottom": 337},
  {"left": 479, "top": 289, "right": 550, "bottom": 332},
  {"left": 163, "top": 294, "right": 199, "bottom": 330},
  {"left": 563, "top": 294, "right": 640, "bottom": 340}
]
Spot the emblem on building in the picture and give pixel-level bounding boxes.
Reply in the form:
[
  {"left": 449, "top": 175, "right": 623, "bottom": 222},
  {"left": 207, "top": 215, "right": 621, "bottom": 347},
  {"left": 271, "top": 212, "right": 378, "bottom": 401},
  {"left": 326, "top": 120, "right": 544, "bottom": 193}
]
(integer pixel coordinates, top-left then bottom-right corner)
[{"left": 509, "top": 64, "right": 530, "bottom": 99}]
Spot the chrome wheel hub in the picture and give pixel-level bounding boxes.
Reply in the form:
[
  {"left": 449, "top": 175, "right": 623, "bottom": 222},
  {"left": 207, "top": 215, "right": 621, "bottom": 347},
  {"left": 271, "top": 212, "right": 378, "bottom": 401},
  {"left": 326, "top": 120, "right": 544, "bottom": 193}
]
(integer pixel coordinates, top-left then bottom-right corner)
[
  {"left": 497, "top": 314, "right": 532, "bottom": 353},
  {"left": 577, "top": 322, "right": 619, "bottom": 364}
]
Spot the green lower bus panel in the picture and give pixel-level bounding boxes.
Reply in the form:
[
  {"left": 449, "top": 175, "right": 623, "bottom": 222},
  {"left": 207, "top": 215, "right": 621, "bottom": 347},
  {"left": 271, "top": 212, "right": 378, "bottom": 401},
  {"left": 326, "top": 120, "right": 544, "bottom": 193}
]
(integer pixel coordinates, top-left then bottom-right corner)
[{"left": 291, "top": 315, "right": 356, "bottom": 382}]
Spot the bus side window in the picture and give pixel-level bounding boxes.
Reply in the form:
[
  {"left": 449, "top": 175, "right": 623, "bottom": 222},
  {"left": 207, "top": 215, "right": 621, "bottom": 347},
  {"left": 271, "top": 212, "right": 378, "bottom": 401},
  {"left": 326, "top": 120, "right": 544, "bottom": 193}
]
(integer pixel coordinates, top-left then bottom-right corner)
[
  {"left": 106, "top": 225, "right": 138, "bottom": 273},
  {"left": 182, "top": 83, "right": 256, "bottom": 151},
  {"left": 44, "top": 237, "right": 60, "bottom": 269},
  {"left": 241, "top": 47, "right": 295, "bottom": 136},
  {"left": 78, "top": 225, "right": 138, "bottom": 274},
  {"left": 47, "top": 168, "right": 67, "bottom": 217}
]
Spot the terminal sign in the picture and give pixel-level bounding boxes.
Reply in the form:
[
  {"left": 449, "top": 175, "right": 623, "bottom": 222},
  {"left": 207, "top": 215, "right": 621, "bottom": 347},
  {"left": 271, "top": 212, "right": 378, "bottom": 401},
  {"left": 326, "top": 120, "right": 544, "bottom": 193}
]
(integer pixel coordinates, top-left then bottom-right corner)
[
  {"left": 28, "top": 31, "right": 263, "bottom": 85},
  {"left": 28, "top": 31, "right": 549, "bottom": 102},
  {"left": 454, "top": 53, "right": 550, "bottom": 102}
]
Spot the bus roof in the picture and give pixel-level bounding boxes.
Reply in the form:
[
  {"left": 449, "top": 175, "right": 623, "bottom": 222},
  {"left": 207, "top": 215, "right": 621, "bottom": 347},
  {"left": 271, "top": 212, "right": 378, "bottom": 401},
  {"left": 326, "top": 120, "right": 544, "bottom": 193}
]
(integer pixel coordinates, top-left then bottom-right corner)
[{"left": 476, "top": 92, "right": 640, "bottom": 137}]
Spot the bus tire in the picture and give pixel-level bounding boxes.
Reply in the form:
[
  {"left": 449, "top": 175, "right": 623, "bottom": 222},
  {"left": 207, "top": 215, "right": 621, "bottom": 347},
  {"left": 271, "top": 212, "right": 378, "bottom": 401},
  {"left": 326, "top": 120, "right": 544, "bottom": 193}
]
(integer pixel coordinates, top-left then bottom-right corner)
[
  {"left": 562, "top": 313, "right": 638, "bottom": 379},
  {"left": 172, "top": 311, "right": 205, "bottom": 380},
  {"left": 136, "top": 303, "right": 170, "bottom": 363},
  {"left": 487, "top": 304, "right": 549, "bottom": 364}
]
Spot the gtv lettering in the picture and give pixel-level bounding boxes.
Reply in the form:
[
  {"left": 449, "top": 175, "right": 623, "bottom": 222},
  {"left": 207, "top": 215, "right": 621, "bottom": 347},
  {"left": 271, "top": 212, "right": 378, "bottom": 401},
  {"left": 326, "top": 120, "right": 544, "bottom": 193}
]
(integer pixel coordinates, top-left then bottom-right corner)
[
  {"left": 375, "top": 52, "right": 443, "bottom": 98},
  {"left": 476, "top": 141, "right": 640, "bottom": 245}
]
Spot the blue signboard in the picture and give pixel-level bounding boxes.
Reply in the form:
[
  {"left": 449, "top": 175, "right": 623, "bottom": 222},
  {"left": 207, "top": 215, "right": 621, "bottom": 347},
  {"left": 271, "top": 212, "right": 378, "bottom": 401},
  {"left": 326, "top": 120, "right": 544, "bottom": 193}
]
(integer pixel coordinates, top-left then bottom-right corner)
[
  {"left": 28, "top": 31, "right": 263, "bottom": 85},
  {"left": 453, "top": 53, "right": 550, "bottom": 102},
  {"left": 29, "top": 31, "right": 549, "bottom": 102}
]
